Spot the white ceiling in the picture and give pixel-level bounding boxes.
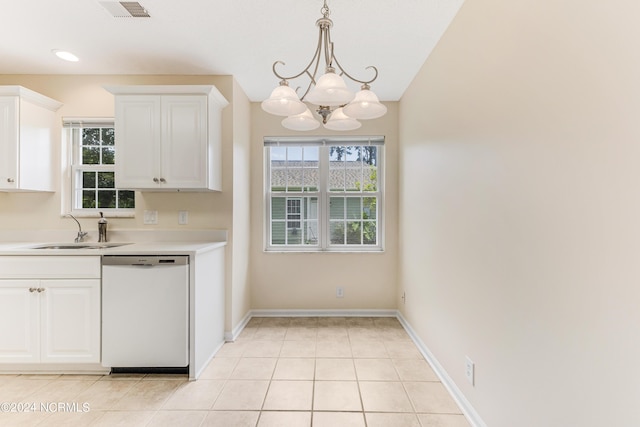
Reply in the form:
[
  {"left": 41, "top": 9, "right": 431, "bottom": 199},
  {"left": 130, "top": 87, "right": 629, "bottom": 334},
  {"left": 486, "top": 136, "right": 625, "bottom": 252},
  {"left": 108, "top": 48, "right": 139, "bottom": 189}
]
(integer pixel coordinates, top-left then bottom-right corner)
[{"left": 0, "top": 0, "right": 463, "bottom": 102}]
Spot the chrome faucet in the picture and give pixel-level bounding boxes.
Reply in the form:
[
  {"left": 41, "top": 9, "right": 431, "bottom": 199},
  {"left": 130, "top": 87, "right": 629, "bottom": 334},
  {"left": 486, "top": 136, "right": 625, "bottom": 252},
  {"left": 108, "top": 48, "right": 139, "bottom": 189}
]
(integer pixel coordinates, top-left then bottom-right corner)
[
  {"left": 66, "top": 214, "right": 88, "bottom": 243},
  {"left": 98, "top": 212, "right": 108, "bottom": 242}
]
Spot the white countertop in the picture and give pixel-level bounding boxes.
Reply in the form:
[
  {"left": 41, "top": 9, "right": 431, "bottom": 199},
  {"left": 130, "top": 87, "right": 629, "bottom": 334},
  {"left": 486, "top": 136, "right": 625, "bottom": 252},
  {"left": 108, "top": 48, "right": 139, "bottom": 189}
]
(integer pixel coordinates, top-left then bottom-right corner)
[
  {"left": 0, "top": 229, "right": 228, "bottom": 256},
  {"left": 0, "top": 241, "right": 226, "bottom": 256}
]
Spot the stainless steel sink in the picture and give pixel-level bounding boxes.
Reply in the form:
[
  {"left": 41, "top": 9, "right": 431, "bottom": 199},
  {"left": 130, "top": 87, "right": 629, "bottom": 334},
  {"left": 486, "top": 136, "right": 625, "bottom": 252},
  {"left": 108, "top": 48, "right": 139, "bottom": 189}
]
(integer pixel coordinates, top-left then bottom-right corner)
[{"left": 30, "top": 243, "right": 133, "bottom": 250}]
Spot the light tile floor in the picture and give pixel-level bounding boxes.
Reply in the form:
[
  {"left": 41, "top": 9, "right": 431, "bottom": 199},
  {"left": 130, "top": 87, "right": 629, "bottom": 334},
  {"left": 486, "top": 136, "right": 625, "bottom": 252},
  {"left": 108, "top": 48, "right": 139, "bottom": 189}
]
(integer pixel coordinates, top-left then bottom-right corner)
[{"left": 0, "top": 317, "right": 471, "bottom": 426}]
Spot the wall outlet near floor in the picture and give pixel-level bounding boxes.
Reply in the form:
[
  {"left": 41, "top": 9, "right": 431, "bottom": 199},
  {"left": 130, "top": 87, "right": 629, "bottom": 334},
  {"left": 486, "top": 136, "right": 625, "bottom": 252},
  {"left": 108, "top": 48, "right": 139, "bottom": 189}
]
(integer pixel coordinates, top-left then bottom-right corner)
[
  {"left": 336, "top": 287, "right": 344, "bottom": 298},
  {"left": 465, "top": 356, "right": 475, "bottom": 386},
  {"left": 178, "top": 210, "right": 188, "bottom": 225}
]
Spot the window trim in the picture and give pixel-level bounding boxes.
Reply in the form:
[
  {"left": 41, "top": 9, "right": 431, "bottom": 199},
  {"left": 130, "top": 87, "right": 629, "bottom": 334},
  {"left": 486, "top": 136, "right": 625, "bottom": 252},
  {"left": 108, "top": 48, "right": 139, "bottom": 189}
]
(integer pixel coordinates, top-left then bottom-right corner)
[
  {"left": 264, "top": 136, "right": 385, "bottom": 253},
  {"left": 62, "top": 117, "right": 135, "bottom": 218}
]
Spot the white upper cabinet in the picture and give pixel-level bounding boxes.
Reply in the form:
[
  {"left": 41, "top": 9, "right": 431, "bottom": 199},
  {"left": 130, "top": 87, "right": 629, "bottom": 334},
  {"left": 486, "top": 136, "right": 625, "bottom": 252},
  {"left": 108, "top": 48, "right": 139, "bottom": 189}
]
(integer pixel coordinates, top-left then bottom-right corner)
[
  {"left": 105, "top": 85, "right": 228, "bottom": 191},
  {"left": 0, "top": 86, "right": 62, "bottom": 192}
]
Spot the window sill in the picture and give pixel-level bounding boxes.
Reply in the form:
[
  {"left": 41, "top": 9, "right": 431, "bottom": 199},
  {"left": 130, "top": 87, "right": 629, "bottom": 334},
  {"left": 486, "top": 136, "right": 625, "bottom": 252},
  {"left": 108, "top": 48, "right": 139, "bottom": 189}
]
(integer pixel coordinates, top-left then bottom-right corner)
[
  {"left": 67, "top": 210, "right": 135, "bottom": 219},
  {"left": 264, "top": 248, "right": 385, "bottom": 254}
]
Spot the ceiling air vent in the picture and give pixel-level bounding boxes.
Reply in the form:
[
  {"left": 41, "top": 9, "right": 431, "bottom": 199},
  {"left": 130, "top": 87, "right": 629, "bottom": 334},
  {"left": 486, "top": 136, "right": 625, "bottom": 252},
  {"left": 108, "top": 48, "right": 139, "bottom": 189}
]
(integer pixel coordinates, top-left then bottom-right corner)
[{"left": 99, "top": 1, "right": 150, "bottom": 18}]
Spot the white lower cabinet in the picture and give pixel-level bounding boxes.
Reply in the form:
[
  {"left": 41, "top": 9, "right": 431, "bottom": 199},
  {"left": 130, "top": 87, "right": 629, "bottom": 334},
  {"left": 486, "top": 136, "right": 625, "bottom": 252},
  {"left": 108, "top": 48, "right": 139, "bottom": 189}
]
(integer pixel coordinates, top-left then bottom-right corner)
[
  {"left": 0, "top": 256, "right": 101, "bottom": 364},
  {"left": 41, "top": 280, "right": 101, "bottom": 363},
  {"left": 0, "top": 281, "right": 39, "bottom": 362}
]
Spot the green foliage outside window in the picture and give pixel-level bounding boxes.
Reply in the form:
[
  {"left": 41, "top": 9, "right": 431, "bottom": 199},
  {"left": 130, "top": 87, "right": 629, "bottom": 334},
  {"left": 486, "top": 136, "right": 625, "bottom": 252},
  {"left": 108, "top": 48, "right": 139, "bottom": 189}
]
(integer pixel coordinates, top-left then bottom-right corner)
[
  {"left": 76, "top": 127, "right": 134, "bottom": 210},
  {"left": 330, "top": 196, "right": 377, "bottom": 245},
  {"left": 330, "top": 164, "right": 378, "bottom": 245}
]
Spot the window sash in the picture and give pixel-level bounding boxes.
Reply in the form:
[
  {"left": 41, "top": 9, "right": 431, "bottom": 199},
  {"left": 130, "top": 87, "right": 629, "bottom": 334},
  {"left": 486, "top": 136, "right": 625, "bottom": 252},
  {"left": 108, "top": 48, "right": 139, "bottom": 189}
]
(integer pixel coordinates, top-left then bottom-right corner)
[
  {"left": 265, "top": 139, "right": 384, "bottom": 252},
  {"left": 270, "top": 195, "right": 320, "bottom": 246},
  {"left": 327, "top": 195, "right": 379, "bottom": 247},
  {"left": 65, "top": 120, "right": 134, "bottom": 215}
]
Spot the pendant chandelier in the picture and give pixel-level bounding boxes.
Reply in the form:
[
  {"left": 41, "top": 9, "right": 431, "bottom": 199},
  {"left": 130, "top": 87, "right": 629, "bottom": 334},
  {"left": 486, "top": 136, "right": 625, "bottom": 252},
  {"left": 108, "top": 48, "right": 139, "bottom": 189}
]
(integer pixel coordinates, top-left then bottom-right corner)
[{"left": 261, "top": 0, "right": 387, "bottom": 131}]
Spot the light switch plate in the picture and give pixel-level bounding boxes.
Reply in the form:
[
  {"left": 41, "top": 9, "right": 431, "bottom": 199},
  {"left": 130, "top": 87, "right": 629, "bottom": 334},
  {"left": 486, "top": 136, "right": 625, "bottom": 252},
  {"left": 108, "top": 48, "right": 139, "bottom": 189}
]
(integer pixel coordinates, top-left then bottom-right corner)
[{"left": 178, "top": 211, "right": 188, "bottom": 225}]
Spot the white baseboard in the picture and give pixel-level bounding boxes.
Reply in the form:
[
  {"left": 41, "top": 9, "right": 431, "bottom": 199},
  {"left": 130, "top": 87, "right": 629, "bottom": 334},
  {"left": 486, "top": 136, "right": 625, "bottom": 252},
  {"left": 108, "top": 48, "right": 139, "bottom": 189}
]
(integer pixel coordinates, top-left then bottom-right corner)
[
  {"left": 249, "top": 308, "right": 398, "bottom": 318},
  {"left": 396, "top": 312, "right": 487, "bottom": 427},
  {"left": 191, "top": 339, "right": 226, "bottom": 381},
  {"left": 224, "top": 310, "right": 253, "bottom": 342},
  {"left": 0, "top": 363, "right": 109, "bottom": 375}
]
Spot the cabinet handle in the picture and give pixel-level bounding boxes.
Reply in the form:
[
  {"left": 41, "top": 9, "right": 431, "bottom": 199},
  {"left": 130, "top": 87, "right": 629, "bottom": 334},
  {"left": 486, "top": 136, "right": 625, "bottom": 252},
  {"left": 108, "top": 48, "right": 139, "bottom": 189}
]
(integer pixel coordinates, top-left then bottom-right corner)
[
  {"left": 7, "top": 178, "right": 15, "bottom": 183},
  {"left": 159, "top": 178, "right": 166, "bottom": 183},
  {"left": 29, "top": 287, "right": 38, "bottom": 293},
  {"left": 153, "top": 177, "right": 159, "bottom": 183},
  {"left": 37, "top": 288, "right": 45, "bottom": 293}
]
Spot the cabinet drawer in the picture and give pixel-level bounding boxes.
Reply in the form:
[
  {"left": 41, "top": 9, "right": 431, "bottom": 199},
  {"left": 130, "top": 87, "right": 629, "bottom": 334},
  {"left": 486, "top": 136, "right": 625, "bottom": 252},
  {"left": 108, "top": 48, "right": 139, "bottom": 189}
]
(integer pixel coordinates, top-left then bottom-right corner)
[{"left": 0, "top": 256, "right": 101, "bottom": 279}]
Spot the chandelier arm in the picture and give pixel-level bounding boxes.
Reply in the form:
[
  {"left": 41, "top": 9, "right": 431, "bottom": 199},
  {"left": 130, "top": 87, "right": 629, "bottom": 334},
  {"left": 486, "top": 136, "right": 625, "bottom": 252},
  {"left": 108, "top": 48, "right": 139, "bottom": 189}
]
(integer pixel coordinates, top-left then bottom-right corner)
[
  {"left": 271, "top": 61, "right": 290, "bottom": 81},
  {"left": 298, "top": 70, "right": 316, "bottom": 100},
  {"left": 301, "top": 37, "right": 326, "bottom": 100},
  {"left": 332, "top": 58, "right": 379, "bottom": 85},
  {"left": 323, "top": 32, "right": 333, "bottom": 68},
  {"left": 271, "top": 25, "right": 325, "bottom": 82}
]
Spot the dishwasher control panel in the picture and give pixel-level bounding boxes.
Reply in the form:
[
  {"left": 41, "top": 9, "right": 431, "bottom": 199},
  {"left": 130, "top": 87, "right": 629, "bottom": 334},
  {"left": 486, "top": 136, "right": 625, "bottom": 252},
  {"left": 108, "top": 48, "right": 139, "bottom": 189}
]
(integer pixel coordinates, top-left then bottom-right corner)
[{"left": 102, "top": 255, "right": 189, "bottom": 266}]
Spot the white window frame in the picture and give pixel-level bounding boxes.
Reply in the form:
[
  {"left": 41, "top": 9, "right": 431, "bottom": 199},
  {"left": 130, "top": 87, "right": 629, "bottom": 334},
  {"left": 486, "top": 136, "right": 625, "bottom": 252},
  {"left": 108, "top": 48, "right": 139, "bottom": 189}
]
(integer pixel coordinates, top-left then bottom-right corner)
[
  {"left": 62, "top": 118, "right": 135, "bottom": 218},
  {"left": 264, "top": 136, "right": 384, "bottom": 252}
]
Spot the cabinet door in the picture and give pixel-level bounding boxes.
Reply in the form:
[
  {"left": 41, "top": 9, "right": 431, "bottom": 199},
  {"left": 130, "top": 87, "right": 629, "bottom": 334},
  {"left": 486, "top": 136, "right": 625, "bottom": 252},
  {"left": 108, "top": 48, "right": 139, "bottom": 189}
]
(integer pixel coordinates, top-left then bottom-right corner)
[
  {"left": 161, "top": 95, "right": 208, "bottom": 188},
  {"left": 115, "top": 95, "right": 162, "bottom": 189},
  {"left": 0, "top": 280, "right": 40, "bottom": 363},
  {"left": 40, "top": 280, "right": 101, "bottom": 363},
  {"left": 0, "top": 96, "right": 19, "bottom": 190}
]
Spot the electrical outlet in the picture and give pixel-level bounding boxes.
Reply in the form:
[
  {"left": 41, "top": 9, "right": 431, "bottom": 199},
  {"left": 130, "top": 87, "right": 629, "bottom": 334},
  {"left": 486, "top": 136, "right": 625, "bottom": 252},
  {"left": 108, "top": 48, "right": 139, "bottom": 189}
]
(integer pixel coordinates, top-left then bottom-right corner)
[
  {"left": 336, "top": 287, "right": 344, "bottom": 298},
  {"left": 465, "top": 356, "right": 475, "bottom": 386},
  {"left": 178, "top": 211, "right": 188, "bottom": 225},
  {"left": 143, "top": 210, "right": 158, "bottom": 225}
]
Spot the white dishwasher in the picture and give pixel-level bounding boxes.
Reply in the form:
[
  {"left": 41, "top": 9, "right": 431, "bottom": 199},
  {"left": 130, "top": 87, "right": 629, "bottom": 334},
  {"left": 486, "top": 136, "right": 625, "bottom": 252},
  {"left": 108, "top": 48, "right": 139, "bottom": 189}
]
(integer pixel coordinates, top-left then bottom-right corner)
[{"left": 101, "top": 255, "right": 189, "bottom": 372}]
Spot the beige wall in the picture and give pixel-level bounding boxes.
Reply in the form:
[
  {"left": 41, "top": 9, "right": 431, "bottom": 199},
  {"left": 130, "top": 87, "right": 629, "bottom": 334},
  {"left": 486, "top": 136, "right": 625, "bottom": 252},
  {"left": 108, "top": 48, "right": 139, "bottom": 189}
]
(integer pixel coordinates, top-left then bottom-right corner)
[
  {"left": 249, "top": 103, "right": 399, "bottom": 311},
  {"left": 230, "top": 78, "right": 252, "bottom": 330},
  {"left": 0, "top": 74, "right": 252, "bottom": 333},
  {"left": 398, "top": 1, "right": 640, "bottom": 426}
]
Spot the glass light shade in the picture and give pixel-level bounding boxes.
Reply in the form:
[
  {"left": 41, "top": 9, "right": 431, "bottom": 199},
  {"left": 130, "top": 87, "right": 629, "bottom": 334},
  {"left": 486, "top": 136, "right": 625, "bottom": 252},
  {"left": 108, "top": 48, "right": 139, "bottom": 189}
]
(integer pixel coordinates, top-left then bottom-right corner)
[
  {"left": 282, "top": 108, "right": 320, "bottom": 131},
  {"left": 324, "top": 107, "right": 361, "bottom": 131},
  {"left": 261, "top": 84, "right": 306, "bottom": 116},
  {"left": 306, "top": 72, "right": 355, "bottom": 106},
  {"left": 342, "top": 88, "right": 387, "bottom": 119}
]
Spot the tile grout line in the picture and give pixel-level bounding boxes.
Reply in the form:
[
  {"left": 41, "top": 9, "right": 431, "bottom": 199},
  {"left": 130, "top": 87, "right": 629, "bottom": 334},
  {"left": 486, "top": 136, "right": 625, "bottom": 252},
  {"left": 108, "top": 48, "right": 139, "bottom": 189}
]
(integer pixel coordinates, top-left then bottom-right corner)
[{"left": 351, "top": 330, "right": 370, "bottom": 427}]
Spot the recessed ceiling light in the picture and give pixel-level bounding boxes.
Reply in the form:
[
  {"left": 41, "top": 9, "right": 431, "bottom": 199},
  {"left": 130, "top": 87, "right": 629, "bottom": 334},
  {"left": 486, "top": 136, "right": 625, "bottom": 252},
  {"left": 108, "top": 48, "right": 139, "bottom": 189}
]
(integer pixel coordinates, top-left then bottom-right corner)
[{"left": 52, "top": 49, "right": 79, "bottom": 62}]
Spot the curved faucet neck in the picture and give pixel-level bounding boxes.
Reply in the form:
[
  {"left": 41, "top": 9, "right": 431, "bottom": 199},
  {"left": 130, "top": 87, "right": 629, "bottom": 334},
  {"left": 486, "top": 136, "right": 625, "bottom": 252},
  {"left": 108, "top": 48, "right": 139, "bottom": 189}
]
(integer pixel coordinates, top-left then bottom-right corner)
[{"left": 66, "top": 214, "right": 88, "bottom": 243}]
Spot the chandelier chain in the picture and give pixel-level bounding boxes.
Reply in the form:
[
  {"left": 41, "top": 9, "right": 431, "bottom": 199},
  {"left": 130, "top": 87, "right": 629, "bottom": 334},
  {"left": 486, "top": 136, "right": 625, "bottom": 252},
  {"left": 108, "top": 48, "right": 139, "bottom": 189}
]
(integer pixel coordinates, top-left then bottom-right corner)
[{"left": 321, "top": 0, "right": 330, "bottom": 18}]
